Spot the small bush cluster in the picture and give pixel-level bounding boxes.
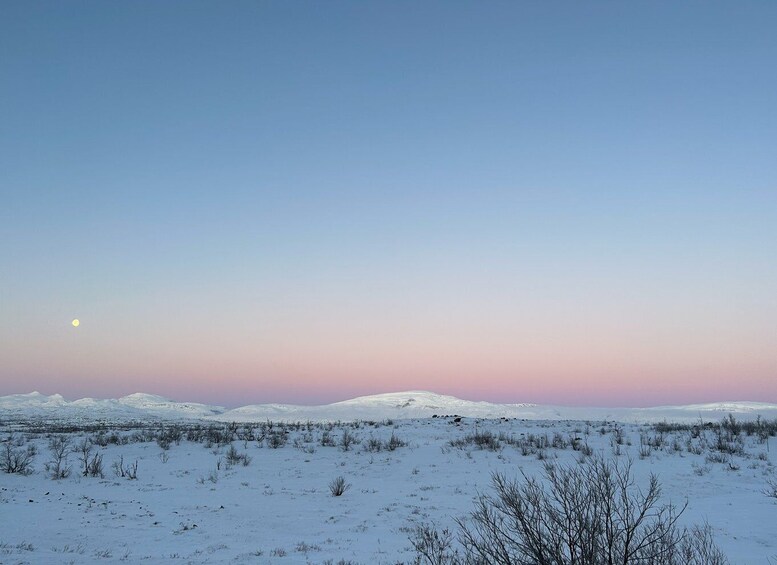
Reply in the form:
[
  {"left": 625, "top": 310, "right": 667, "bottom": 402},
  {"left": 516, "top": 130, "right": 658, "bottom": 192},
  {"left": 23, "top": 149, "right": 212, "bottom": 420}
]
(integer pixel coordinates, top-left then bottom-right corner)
[
  {"left": 156, "top": 425, "right": 183, "bottom": 450},
  {"left": 266, "top": 430, "right": 288, "bottom": 449},
  {"left": 363, "top": 432, "right": 407, "bottom": 453},
  {"left": 76, "top": 439, "right": 104, "bottom": 478},
  {"left": 640, "top": 413, "right": 777, "bottom": 470},
  {"left": 448, "top": 428, "right": 599, "bottom": 460},
  {"left": 225, "top": 444, "right": 252, "bottom": 466},
  {"left": 112, "top": 455, "right": 139, "bottom": 479},
  {"left": 449, "top": 430, "right": 502, "bottom": 451},
  {"left": 339, "top": 429, "right": 359, "bottom": 452}
]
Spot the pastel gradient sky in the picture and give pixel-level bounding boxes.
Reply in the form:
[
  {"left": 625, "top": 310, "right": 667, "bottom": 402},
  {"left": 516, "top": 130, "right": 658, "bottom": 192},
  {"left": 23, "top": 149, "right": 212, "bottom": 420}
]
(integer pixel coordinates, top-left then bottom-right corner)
[{"left": 2, "top": 2, "right": 776, "bottom": 407}]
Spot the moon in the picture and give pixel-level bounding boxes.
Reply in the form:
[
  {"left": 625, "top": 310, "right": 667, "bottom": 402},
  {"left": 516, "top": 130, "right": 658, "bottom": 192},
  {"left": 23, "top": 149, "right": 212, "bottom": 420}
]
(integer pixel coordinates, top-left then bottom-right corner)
[{"left": 72, "top": 319, "right": 80, "bottom": 327}]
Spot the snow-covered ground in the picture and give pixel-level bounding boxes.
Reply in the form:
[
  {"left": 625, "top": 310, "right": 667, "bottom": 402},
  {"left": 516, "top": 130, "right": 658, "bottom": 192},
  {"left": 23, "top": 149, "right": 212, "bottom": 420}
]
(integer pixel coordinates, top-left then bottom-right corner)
[{"left": 1, "top": 392, "right": 776, "bottom": 563}]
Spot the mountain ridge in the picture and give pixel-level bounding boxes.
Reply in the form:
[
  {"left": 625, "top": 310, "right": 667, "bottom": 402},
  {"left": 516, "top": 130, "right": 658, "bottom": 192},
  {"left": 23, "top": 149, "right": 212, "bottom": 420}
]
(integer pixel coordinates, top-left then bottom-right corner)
[{"left": 2, "top": 390, "right": 777, "bottom": 423}]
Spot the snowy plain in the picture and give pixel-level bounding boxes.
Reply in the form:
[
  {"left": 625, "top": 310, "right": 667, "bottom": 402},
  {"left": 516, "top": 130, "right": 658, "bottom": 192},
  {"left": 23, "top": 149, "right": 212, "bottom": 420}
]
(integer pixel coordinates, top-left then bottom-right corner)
[{"left": 1, "top": 391, "right": 776, "bottom": 564}]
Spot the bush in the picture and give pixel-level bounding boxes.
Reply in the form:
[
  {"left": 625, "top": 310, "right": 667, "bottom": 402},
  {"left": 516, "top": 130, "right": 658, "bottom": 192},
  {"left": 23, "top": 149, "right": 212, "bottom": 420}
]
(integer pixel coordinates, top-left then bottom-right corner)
[
  {"left": 329, "top": 475, "right": 350, "bottom": 497},
  {"left": 225, "top": 444, "right": 252, "bottom": 466},
  {"left": 365, "top": 437, "right": 384, "bottom": 452},
  {"left": 45, "top": 435, "right": 71, "bottom": 479},
  {"left": 86, "top": 453, "right": 104, "bottom": 478},
  {"left": 267, "top": 430, "right": 287, "bottom": 449},
  {"left": 157, "top": 425, "right": 183, "bottom": 450},
  {"left": 1, "top": 436, "right": 36, "bottom": 475},
  {"left": 449, "top": 430, "right": 501, "bottom": 451},
  {"left": 364, "top": 432, "right": 407, "bottom": 453},
  {"left": 410, "top": 525, "right": 458, "bottom": 565},
  {"left": 387, "top": 432, "right": 407, "bottom": 451},
  {"left": 339, "top": 430, "right": 358, "bottom": 452},
  {"left": 415, "top": 456, "right": 728, "bottom": 565},
  {"left": 765, "top": 476, "right": 777, "bottom": 499},
  {"left": 112, "top": 455, "right": 138, "bottom": 480}
]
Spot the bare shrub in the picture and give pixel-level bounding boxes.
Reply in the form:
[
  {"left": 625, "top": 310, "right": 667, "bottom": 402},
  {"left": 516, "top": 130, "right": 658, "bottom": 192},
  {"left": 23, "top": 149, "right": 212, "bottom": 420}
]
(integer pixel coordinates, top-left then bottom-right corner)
[
  {"left": 267, "top": 430, "right": 287, "bottom": 449},
  {"left": 363, "top": 432, "right": 407, "bottom": 452},
  {"left": 86, "top": 453, "right": 104, "bottom": 478},
  {"left": 112, "top": 456, "right": 126, "bottom": 478},
  {"left": 387, "top": 432, "right": 407, "bottom": 451},
  {"left": 157, "top": 425, "right": 182, "bottom": 450},
  {"left": 74, "top": 437, "right": 103, "bottom": 478},
  {"left": 764, "top": 476, "right": 777, "bottom": 499},
  {"left": 45, "top": 435, "right": 71, "bottom": 479},
  {"left": 713, "top": 423, "right": 744, "bottom": 456},
  {"left": 329, "top": 475, "right": 350, "bottom": 496},
  {"left": 469, "top": 430, "right": 500, "bottom": 451},
  {"left": 552, "top": 432, "right": 568, "bottom": 449},
  {"left": 0, "top": 541, "right": 35, "bottom": 554},
  {"left": 365, "top": 437, "right": 384, "bottom": 452},
  {"left": 339, "top": 429, "right": 358, "bottom": 452},
  {"left": 410, "top": 524, "right": 458, "bottom": 565},
  {"left": 112, "top": 455, "right": 138, "bottom": 480},
  {"left": 677, "top": 523, "right": 730, "bottom": 565},
  {"left": 1, "top": 435, "right": 36, "bottom": 475},
  {"left": 639, "top": 434, "right": 653, "bottom": 458},
  {"left": 435, "top": 456, "right": 730, "bottom": 565},
  {"left": 126, "top": 459, "right": 138, "bottom": 480},
  {"left": 225, "top": 444, "right": 252, "bottom": 466},
  {"left": 236, "top": 425, "right": 255, "bottom": 445},
  {"left": 76, "top": 438, "right": 93, "bottom": 477},
  {"left": 691, "top": 462, "right": 711, "bottom": 476},
  {"left": 449, "top": 430, "right": 501, "bottom": 451},
  {"left": 706, "top": 451, "right": 730, "bottom": 464},
  {"left": 225, "top": 444, "right": 240, "bottom": 463}
]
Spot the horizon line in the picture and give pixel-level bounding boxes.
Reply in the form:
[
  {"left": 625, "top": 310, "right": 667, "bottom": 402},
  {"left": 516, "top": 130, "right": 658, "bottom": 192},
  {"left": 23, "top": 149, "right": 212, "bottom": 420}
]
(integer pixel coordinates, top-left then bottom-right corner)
[{"left": 4, "top": 389, "right": 776, "bottom": 411}]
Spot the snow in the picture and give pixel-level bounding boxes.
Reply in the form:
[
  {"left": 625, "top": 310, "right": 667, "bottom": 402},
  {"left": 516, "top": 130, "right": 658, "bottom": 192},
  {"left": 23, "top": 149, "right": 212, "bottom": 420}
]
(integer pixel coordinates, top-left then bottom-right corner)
[
  {"left": 3, "top": 390, "right": 777, "bottom": 424},
  {"left": 1, "top": 391, "right": 776, "bottom": 563},
  {"left": 0, "top": 392, "right": 225, "bottom": 422},
  {"left": 0, "top": 392, "right": 67, "bottom": 410}
]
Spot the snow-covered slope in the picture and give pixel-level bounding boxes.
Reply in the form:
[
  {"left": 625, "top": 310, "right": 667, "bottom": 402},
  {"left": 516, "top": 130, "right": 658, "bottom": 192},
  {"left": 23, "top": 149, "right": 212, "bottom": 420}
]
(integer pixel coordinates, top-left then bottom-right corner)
[
  {"left": 0, "top": 391, "right": 68, "bottom": 410},
  {"left": 3, "top": 390, "right": 777, "bottom": 423},
  {"left": 223, "top": 391, "right": 536, "bottom": 422},
  {"left": 0, "top": 391, "right": 224, "bottom": 421},
  {"left": 221, "top": 392, "right": 777, "bottom": 423}
]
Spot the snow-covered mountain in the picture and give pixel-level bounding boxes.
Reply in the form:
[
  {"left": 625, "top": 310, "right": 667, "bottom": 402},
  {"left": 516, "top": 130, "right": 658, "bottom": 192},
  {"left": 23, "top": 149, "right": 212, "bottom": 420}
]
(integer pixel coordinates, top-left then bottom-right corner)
[
  {"left": 220, "top": 391, "right": 777, "bottom": 423},
  {"left": 223, "top": 391, "right": 535, "bottom": 422},
  {"left": 0, "top": 391, "right": 224, "bottom": 421},
  {"left": 2, "top": 390, "right": 777, "bottom": 423}
]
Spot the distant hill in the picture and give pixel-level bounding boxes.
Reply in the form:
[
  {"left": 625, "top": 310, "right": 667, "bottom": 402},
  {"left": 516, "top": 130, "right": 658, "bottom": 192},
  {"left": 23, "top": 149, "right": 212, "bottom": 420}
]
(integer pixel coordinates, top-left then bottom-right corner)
[{"left": 2, "top": 390, "right": 777, "bottom": 423}]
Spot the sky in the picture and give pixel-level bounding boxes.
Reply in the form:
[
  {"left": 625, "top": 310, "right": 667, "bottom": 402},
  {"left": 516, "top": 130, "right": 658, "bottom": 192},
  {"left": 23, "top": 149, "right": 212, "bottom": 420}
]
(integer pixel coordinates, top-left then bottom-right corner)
[{"left": 1, "top": 1, "right": 776, "bottom": 407}]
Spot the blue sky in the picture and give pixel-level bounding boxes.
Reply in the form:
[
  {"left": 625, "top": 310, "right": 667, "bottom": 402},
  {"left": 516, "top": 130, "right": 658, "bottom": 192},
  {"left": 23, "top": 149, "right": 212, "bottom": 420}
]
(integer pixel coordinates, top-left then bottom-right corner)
[{"left": 1, "top": 2, "right": 776, "bottom": 406}]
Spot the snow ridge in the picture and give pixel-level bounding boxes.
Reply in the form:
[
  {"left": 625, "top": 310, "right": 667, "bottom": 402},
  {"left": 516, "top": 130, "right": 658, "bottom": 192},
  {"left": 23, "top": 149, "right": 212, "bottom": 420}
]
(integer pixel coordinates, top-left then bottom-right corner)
[
  {"left": 1, "top": 390, "right": 777, "bottom": 423},
  {"left": 0, "top": 391, "right": 224, "bottom": 421}
]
